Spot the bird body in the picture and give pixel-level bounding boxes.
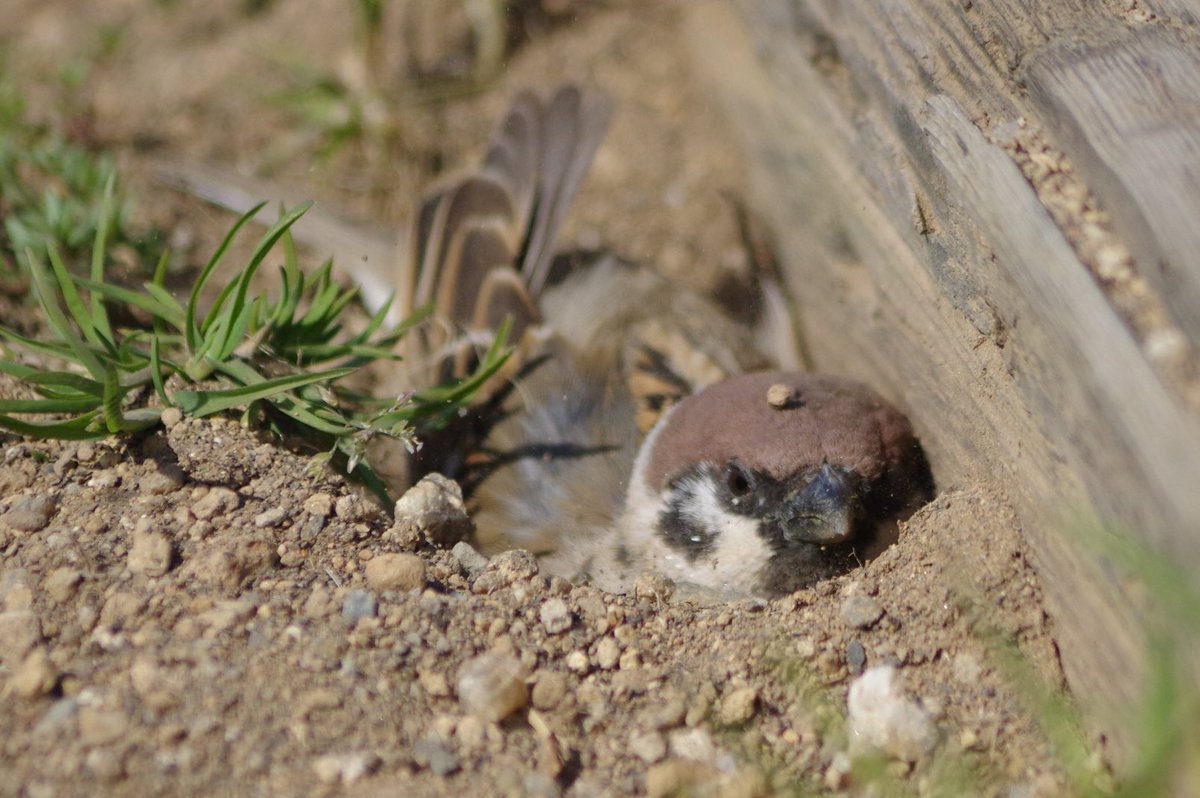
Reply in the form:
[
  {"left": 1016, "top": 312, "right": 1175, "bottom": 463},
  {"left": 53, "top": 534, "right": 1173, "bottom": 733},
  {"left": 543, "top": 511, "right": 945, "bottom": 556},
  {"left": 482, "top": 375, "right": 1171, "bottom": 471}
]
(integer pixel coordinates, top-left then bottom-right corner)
[{"left": 391, "top": 85, "right": 933, "bottom": 598}]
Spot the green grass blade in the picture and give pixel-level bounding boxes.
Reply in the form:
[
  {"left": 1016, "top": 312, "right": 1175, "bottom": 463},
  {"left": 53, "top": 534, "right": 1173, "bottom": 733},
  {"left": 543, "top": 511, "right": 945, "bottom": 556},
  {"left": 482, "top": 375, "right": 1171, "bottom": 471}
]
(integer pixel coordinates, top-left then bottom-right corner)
[
  {"left": 141, "top": 282, "right": 187, "bottom": 330},
  {"left": 266, "top": 394, "right": 356, "bottom": 435},
  {"left": 0, "top": 360, "right": 42, "bottom": 381},
  {"left": 346, "top": 292, "right": 398, "bottom": 345},
  {"left": 100, "top": 362, "right": 126, "bottom": 433},
  {"left": 0, "top": 327, "right": 80, "bottom": 362},
  {"left": 210, "top": 202, "right": 312, "bottom": 358},
  {"left": 294, "top": 343, "right": 400, "bottom": 363},
  {"left": 304, "top": 281, "right": 356, "bottom": 330},
  {"left": 271, "top": 231, "right": 304, "bottom": 326},
  {"left": 149, "top": 335, "right": 170, "bottom": 405},
  {"left": 24, "top": 248, "right": 105, "bottom": 378},
  {"left": 117, "top": 408, "right": 163, "bottom": 430},
  {"left": 416, "top": 318, "right": 511, "bottom": 404},
  {"left": 0, "top": 397, "right": 101, "bottom": 413},
  {"left": 216, "top": 296, "right": 264, "bottom": 361},
  {"left": 88, "top": 171, "right": 116, "bottom": 344},
  {"left": 45, "top": 244, "right": 103, "bottom": 349},
  {"left": 23, "top": 370, "right": 105, "bottom": 396},
  {"left": 73, "top": 277, "right": 186, "bottom": 330},
  {"left": 0, "top": 410, "right": 107, "bottom": 440},
  {"left": 173, "top": 365, "right": 356, "bottom": 417},
  {"left": 186, "top": 200, "right": 268, "bottom": 349},
  {"left": 152, "top": 246, "right": 171, "bottom": 287}
]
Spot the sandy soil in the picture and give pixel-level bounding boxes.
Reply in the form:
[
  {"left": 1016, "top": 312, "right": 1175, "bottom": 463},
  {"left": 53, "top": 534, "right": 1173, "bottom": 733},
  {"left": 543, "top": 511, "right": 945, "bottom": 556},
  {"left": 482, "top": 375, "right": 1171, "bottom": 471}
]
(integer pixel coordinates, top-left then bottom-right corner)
[{"left": 0, "top": 2, "right": 1080, "bottom": 796}]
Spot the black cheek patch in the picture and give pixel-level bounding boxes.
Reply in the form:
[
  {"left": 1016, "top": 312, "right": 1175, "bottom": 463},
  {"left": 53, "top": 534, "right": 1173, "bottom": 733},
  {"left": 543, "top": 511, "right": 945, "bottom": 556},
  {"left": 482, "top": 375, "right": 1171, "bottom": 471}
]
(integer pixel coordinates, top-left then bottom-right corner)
[{"left": 656, "top": 472, "right": 718, "bottom": 562}]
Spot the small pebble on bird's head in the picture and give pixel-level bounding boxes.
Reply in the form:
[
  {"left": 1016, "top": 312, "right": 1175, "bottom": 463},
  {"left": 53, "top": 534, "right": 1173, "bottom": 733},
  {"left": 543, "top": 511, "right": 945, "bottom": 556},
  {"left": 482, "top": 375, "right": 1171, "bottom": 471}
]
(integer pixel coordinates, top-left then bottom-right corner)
[{"left": 766, "top": 383, "right": 793, "bottom": 409}]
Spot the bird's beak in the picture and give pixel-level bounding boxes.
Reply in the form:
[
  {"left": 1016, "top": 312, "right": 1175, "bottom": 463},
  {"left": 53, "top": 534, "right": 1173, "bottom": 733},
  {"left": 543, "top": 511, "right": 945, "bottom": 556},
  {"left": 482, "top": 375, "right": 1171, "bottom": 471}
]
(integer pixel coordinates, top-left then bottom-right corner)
[{"left": 776, "top": 462, "right": 862, "bottom": 546}]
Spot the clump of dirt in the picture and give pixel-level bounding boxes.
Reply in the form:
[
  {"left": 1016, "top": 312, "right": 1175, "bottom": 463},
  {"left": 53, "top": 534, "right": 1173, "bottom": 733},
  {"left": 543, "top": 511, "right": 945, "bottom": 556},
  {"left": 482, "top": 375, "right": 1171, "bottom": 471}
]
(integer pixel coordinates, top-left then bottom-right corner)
[{"left": 0, "top": 1, "right": 1080, "bottom": 796}]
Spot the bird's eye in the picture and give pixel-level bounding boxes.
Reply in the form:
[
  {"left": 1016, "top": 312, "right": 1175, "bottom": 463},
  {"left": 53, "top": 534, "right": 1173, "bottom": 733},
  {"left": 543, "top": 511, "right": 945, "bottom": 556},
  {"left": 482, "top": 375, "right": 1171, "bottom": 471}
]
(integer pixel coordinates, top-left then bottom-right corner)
[{"left": 724, "top": 462, "right": 753, "bottom": 497}]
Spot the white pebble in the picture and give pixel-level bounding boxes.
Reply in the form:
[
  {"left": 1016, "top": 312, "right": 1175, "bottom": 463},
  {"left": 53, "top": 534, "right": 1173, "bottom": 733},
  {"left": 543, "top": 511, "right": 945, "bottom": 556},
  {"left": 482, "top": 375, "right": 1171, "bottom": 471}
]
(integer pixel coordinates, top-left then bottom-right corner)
[
  {"left": 847, "top": 665, "right": 937, "bottom": 762},
  {"left": 312, "top": 751, "right": 380, "bottom": 784},
  {"left": 539, "top": 598, "right": 572, "bottom": 634}
]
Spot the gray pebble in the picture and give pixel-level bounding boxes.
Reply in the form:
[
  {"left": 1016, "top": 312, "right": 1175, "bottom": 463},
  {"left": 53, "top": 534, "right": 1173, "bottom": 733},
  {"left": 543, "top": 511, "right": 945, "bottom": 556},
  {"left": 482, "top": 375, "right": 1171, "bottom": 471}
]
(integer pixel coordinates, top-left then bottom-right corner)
[
  {"left": 412, "top": 736, "right": 460, "bottom": 776},
  {"left": 299, "top": 515, "right": 325, "bottom": 542},
  {"left": 472, "top": 550, "right": 539, "bottom": 595},
  {"left": 303, "top": 492, "right": 334, "bottom": 517},
  {"left": 846, "top": 639, "right": 867, "bottom": 675},
  {"left": 253, "top": 506, "right": 288, "bottom": 529},
  {"left": 192, "top": 487, "right": 239, "bottom": 521},
  {"left": 839, "top": 595, "right": 884, "bottom": 629},
  {"left": 341, "top": 589, "right": 377, "bottom": 622},
  {"left": 3, "top": 494, "right": 57, "bottom": 532},
  {"left": 451, "top": 541, "right": 489, "bottom": 575},
  {"left": 140, "top": 466, "right": 184, "bottom": 496},
  {"left": 34, "top": 696, "right": 80, "bottom": 735}
]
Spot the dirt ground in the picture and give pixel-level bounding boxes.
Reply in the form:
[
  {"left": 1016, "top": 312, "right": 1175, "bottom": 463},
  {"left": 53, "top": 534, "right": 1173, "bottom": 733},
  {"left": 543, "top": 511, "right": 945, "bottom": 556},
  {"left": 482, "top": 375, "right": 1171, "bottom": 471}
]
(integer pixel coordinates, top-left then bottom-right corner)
[{"left": 0, "top": 2, "right": 1083, "bottom": 796}]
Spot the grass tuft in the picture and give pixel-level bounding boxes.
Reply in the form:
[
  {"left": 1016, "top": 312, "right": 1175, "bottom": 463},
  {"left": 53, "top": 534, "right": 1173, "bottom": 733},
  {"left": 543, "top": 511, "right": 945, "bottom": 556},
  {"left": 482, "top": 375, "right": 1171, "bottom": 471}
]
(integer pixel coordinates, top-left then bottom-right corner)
[{"left": 0, "top": 172, "right": 508, "bottom": 502}]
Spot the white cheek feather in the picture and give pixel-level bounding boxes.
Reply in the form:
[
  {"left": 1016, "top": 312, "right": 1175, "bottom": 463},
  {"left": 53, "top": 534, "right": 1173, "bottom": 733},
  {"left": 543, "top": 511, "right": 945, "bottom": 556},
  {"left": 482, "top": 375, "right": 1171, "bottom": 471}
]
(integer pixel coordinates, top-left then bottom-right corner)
[
  {"left": 666, "top": 477, "right": 774, "bottom": 594},
  {"left": 596, "top": 409, "right": 774, "bottom": 596}
]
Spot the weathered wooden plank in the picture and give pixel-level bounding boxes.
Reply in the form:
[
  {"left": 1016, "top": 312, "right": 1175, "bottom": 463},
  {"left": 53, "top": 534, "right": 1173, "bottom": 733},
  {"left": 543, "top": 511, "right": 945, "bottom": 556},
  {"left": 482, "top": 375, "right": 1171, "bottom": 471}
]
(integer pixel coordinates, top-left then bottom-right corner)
[
  {"left": 788, "top": 1, "right": 1116, "bottom": 131},
  {"left": 686, "top": 0, "right": 1200, "bottom": 757},
  {"left": 1141, "top": 0, "right": 1200, "bottom": 24},
  {"left": 1025, "top": 28, "right": 1200, "bottom": 341}
]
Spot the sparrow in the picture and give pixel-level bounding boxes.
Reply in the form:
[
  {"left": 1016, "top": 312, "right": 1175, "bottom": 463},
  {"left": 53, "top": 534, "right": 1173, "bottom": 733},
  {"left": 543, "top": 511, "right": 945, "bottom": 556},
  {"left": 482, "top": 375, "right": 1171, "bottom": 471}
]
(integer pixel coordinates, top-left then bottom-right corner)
[
  {"left": 384, "top": 85, "right": 933, "bottom": 598},
  {"left": 160, "top": 85, "right": 933, "bottom": 598}
]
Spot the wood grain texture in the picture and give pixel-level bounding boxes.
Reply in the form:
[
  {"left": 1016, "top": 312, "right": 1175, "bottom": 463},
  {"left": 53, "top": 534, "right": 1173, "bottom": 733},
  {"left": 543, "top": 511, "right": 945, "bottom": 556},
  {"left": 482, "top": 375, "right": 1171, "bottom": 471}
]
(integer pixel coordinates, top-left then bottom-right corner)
[
  {"left": 686, "top": 0, "right": 1200, "bottom": 758},
  {"left": 1141, "top": 0, "right": 1200, "bottom": 24},
  {"left": 1025, "top": 28, "right": 1200, "bottom": 340}
]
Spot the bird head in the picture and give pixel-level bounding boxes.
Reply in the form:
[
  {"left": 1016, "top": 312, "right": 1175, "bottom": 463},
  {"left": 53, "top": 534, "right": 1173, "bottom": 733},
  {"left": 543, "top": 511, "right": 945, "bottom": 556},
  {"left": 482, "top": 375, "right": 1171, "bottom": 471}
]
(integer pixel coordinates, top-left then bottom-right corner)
[{"left": 612, "top": 371, "right": 932, "bottom": 597}]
